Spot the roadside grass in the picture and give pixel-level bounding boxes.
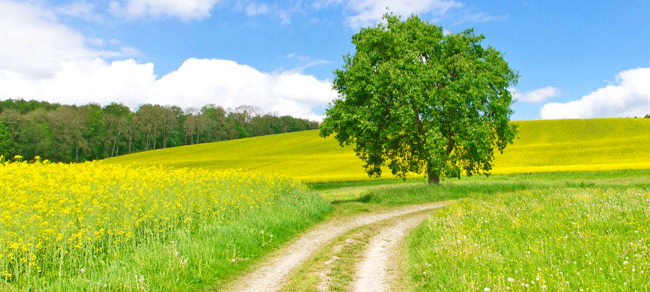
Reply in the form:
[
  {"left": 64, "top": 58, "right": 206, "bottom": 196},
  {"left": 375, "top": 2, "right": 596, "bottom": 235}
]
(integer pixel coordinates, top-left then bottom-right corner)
[
  {"left": 405, "top": 187, "right": 650, "bottom": 291},
  {"left": 318, "top": 170, "right": 650, "bottom": 291},
  {"left": 312, "top": 169, "right": 650, "bottom": 203},
  {"left": 0, "top": 161, "right": 332, "bottom": 291}
]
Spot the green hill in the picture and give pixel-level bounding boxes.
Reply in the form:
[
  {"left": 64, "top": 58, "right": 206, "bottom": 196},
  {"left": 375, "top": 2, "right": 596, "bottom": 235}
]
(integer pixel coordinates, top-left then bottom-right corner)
[{"left": 103, "top": 118, "right": 650, "bottom": 183}]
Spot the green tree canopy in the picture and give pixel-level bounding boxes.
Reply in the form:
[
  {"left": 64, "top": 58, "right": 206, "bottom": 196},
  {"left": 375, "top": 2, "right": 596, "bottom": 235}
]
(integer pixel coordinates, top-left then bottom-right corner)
[
  {"left": 0, "top": 120, "right": 13, "bottom": 158},
  {"left": 320, "top": 14, "right": 519, "bottom": 184}
]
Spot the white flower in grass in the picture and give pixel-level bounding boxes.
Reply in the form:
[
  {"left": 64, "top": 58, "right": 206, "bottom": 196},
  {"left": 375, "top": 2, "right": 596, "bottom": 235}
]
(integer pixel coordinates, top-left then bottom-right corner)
[
  {"left": 624, "top": 261, "right": 629, "bottom": 265},
  {"left": 508, "top": 277, "right": 514, "bottom": 282},
  {"left": 484, "top": 288, "right": 490, "bottom": 291}
]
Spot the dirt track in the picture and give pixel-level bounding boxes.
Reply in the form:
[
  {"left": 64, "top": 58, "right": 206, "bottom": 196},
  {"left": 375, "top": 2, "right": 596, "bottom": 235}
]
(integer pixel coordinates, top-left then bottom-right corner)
[{"left": 224, "top": 201, "right": 452, "bottom": 292}]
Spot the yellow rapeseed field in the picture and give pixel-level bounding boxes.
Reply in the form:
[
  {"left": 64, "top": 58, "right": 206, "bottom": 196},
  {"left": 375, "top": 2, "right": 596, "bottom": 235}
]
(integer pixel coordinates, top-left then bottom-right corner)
[
  {"left": 0, "top": 157, "right": 303, "bottom": 284},
  {"left": 104, "top": 118, "right": 650, "bottom": 182}
]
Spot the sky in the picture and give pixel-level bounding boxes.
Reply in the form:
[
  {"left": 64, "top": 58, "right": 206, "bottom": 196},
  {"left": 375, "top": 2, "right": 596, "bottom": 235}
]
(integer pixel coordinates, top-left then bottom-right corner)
[{"left": 1, "top": 0, "right": 649, "bottom": 121}]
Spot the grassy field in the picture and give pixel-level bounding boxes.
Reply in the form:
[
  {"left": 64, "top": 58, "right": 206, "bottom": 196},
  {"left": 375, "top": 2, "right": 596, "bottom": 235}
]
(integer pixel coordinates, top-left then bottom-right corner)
[
  {"left": 405, "top": 186, "right": 650, "bottom": 291},
  {"left": 103, "top": 118, "right": 650, "bottom": 183},
  {"left": 0, "top": 159, "right": 331, "bottom": 291},
  {"left": 335, "top": 172, "right": 650, "bottom": 291}
]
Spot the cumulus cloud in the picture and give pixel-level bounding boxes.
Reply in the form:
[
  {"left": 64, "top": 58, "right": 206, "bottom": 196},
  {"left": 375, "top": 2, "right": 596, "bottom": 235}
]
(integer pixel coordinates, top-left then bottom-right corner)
[
  {"left": 0, "top": 1, "right": 335, "bottom": 121},
  {"left": 540, "top": 68, "right": 650, "bottom": 119},
  {"left": 108, "top": 0, "right": 220, "bottom": 20},
  {"left": 0, "top": 0, "right": 94, "bottom": 78},
  {"left": 512, "top": 86, "right": 561, "bottom": 103},
  {"left": 151, "top": 58, "right": 336, "bottom": 121},
  {"left": 0, "top": 58, "right": 335, "bottom": 121},
  {"left": 0, "top": 59, "right": 157, "bottom": 107}
]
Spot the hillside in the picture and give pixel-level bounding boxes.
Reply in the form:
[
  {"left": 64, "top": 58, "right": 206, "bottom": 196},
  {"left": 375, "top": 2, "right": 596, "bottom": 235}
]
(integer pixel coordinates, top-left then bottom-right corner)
[{"left": 103, "top": 118, "right": 650, "bottom": 183}]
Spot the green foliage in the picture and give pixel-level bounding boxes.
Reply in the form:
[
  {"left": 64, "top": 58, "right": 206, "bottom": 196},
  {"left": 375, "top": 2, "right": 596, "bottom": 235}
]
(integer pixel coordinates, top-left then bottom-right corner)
[
  {"left": 0, "top": 120, "right": 13, "bottom": 157},
  {"left": 320, "top": 14, "right": 518, "bottom": 184},
  {"left": 0, "top": 99, "right": 319, "bottom": 162},
  {"left": 0, "top": 98, "right": 60, "bottom": 114}
]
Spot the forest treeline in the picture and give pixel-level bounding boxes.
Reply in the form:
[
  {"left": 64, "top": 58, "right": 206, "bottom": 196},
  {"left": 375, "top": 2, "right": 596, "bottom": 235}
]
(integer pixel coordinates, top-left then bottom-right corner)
[{"left": 0, "top": 99, "right": 319, "bottom": 163}]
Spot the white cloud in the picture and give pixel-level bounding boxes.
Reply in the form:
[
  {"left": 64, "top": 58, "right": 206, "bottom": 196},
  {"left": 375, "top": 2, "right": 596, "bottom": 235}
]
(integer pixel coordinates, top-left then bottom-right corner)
[
  {"left": 334, "top": 0, "right": 463, "bottom": 28},
  {"left": 151, "top": 58, "right": 335, "bottom": 120},
  {"left": 0, "top": 0, "right": 94, "bottom": 78},
  {"left": 0, "top": 0, "right": 335, "bottom": 121},
  {"left": 87, "top": 38, "right": 105, "bottom": 46},
  {"left": 275, "top": 2, "right": 305, "bottom": 25},
  {"left": 540, "top": 68, "right": 650, "bottom": 119},
  {"left": 246, "top": 2, "right": 268, "bottom": 16},
  {"left": 286, "top": 52, "right": 331, "bottom": 71},
  {"left": 55, "top": 0, "right": 103, "bottom": 22},
  {"left": 0, "top": 58, "right": 156, "bottom": 108},
  {"left": 313, "top": 0, "right": 506, "bottom": 29},
  {"left": 108, "top": 0, "right": 220, "bottom": 20},
  {"left": 0, "top": 58, "right": 335, "bottom": 121},
  {"left": 453, "top": 11, "right": 506, "bottom": 24},
  {"left": 512, "top": 86, "right": 561, "bottom": 103}
]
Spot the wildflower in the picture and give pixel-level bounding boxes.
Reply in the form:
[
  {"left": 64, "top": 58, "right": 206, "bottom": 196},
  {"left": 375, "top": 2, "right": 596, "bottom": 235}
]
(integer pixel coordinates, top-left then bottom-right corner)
[{"left": 508, "top": 277, "right": 514, "bottom": 282}]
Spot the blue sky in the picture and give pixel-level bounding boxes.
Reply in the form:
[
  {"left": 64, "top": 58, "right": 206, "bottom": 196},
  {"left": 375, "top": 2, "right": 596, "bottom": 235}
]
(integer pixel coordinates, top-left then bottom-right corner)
[{"left": 1, "top": 0, "right": 649, "bottom": 121}]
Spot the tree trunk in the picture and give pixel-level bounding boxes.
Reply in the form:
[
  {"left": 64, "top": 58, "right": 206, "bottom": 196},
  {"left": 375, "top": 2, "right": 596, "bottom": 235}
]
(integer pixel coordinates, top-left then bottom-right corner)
[
  {"left": 427, "top": 164, "right": 440, "bottom": 184},
  {"left": 111, "top": 136, "right": 117, "bottom": 157}
]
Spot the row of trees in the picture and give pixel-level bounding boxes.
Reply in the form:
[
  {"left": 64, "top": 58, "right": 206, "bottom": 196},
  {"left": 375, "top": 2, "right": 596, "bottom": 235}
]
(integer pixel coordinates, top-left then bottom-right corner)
[{"left": 0, "top": 99, "right": 319, "bottom": 162}]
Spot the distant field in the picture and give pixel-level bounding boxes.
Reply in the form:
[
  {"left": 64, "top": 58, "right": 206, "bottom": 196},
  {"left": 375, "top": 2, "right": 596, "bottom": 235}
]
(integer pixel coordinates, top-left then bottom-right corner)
[{"left": 104, "top": 118, "right": 650, "bottom": 183}]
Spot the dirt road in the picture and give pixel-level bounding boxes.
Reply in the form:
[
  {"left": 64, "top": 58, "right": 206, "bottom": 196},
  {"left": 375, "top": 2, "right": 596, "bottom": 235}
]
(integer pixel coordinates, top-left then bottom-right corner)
[{"left": 224, "top": 201, "right": 451, "bottom": 292}]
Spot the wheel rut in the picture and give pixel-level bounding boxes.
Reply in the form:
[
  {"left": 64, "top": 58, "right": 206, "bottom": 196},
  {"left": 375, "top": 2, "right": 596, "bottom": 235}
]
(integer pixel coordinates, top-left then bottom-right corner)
[
  {"left": 350, "top": 211, "right": 433, "bottom": 292},
  {"left": 223, "top": 201, "right": 451, "bottom": 292}
]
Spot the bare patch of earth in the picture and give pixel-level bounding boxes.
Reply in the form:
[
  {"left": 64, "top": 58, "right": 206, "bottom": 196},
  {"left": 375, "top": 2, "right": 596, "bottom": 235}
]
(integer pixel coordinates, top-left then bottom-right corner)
[
  {"left": 223, "top": 201, "right": 451, "bottom": 292},
  {"left": 350, "top": 211, "right": 433, "bottom": 292}
]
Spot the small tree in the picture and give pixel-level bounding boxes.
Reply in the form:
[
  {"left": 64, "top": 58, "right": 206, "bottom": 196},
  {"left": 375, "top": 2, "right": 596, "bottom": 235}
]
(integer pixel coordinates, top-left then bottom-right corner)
[{"left": 320, "top": 14, "right": 519, "bottom": 184}]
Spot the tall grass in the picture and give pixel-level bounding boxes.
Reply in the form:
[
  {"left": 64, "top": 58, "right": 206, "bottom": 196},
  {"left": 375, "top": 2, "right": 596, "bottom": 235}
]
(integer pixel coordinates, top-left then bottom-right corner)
[
  {"left": 0, "top": 159, "right": 332, "bottom": 290},
  {"left": 406, "top": 187, "right": 650, "bottom": 291}
]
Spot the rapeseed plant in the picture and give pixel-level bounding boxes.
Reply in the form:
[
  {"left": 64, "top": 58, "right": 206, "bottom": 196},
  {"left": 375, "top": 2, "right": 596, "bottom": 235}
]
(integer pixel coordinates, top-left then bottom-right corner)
[
  {"left": 104, "top": 118, "right": 650, "bottom": 183},
  {"left": 0, "top": 159, "right": 304, "bottom": 287}
]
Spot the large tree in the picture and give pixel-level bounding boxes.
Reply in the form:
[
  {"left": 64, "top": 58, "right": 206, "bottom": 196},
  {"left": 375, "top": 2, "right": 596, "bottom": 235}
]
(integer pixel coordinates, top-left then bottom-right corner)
[{"left": 320, "top": 14, "right": 519, "bottom": 184}]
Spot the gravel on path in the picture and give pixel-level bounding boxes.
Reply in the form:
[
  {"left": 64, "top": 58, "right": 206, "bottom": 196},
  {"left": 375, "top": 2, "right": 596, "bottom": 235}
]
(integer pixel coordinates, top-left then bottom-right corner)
[
  {"left": 351, "top": 211, "right": 434, "bottom": 292},
  {"left": 224, "top": 201, "right": 452, "bottom": 292}
]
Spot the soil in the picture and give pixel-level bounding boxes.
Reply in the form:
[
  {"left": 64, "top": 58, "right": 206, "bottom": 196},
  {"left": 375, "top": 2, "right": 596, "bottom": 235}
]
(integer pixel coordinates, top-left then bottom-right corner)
[{"left": 223, "top": 201, "right": 451, "bottom": 292}]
